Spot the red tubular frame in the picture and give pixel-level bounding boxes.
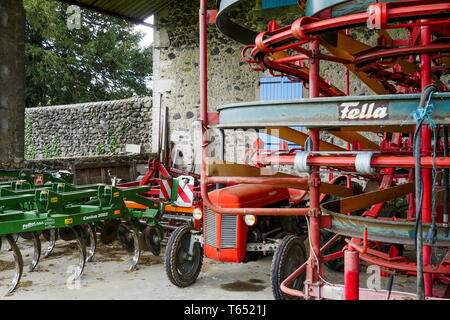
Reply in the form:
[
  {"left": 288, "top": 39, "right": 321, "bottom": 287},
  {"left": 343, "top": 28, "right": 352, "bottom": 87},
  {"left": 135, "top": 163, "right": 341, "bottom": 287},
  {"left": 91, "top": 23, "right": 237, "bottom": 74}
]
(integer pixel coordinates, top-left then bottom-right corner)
[
  {"left": 344, "top": 250, "right": 360, "bottom": 300},
  {"left": 306, "top": 38, "right": 323, "bottom": 286},
  {"left": 200, "top": 0, "right": 311, "bottom": 217},
  {"left": 244, "top": 1, "right": 450, "bottom": 94},
  {"left": 200, "top": 0, "right": 450, "bottom": 300},
  {"left": 251, "top": 153, "right": 450, "bottom": 169},
  {"left": 246, "top": 2, "right": 450, "bottom": 55},
  {"left": 421, "top": 20, "right": 433, "bottom": 297},
  {"left": 206, "top": 176, "right": 309, "bottom": 185}
]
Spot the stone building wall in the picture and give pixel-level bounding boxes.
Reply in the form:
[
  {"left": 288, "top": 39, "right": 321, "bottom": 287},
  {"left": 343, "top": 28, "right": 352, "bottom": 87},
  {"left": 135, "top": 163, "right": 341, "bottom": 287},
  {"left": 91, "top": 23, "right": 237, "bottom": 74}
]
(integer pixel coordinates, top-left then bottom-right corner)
[
  {"left": 152, "top": 1, "right": 356, "bottom": 172},
  {"left": 0, "top": 0, "right": 25, "bottom": 166},
  {"left": 153, "top": 2, "right": 450, "bottom": 175},
  {"left": 24, "top": 97, "right": 152, "bottom": 159},
  {"left": 152, "top": 0, "right": 269, "bottom": 171}
]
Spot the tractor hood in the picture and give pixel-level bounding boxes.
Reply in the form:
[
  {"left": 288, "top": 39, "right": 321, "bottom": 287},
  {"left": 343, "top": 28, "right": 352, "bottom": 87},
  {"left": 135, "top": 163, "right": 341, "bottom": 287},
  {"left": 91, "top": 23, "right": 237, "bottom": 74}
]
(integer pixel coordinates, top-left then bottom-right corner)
[{"left": 208, "top": 184, "right": 290, "bottom": 208}]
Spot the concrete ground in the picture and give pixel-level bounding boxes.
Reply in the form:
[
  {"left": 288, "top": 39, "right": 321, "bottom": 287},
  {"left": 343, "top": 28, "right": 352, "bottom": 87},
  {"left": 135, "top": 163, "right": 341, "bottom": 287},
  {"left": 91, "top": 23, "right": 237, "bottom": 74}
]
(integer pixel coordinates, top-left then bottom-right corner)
[{"left": 0, "top": 237, "right": 419, "bottom": 300}]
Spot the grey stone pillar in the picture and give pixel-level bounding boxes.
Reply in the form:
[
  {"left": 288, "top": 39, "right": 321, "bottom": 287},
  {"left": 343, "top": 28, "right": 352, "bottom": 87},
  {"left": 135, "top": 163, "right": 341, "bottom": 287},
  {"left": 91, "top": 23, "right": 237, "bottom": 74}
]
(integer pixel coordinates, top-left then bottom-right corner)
[{"left": 0, "top": 0, "right": 25, "bottom": 165}]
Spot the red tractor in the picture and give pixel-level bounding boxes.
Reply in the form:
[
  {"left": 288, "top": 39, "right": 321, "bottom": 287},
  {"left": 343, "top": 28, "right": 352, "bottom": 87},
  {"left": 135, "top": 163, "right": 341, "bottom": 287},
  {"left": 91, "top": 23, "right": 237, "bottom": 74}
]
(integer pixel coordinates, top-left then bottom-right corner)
[
  {"left": 163, "top": 148, "right": 357, "bottom": 299},
  {"left": 164, "top": 182, "right": 309, "bottom": 299}
]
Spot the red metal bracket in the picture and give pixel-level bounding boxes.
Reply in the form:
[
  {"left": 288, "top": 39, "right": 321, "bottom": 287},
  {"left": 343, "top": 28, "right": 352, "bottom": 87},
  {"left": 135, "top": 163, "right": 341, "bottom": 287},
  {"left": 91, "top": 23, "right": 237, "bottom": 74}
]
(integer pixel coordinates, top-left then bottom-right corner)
[
  {"left": 207, "top": 112, "right": 219, "bottom": 125},
  {"left": 207, "top": 10, "right": 218, "bottom": 24}
]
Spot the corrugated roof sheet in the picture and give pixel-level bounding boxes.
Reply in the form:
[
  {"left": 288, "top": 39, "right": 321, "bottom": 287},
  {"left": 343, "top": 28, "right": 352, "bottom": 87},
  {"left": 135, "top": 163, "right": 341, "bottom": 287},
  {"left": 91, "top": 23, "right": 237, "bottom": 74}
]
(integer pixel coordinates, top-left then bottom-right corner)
[{"left": 59, "top": 0, "right": 175, "bottom": 26}]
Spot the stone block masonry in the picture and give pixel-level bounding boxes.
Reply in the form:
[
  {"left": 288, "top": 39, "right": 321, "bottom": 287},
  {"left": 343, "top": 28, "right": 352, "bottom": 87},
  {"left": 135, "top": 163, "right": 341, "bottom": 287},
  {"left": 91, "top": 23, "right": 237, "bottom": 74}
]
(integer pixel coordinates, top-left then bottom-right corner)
[
  {"left": 24, "top": 97, "right": 152, "bottom": 159},
  {"left": 151, "top": 1, "right": 385, "bottom": 173}
]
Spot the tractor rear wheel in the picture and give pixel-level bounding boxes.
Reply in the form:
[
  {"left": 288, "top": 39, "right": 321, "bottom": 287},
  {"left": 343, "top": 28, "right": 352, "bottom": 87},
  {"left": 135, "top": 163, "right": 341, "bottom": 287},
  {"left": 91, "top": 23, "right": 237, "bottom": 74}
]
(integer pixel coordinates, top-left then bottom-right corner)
[
  {"left": 165, "top": 225, "right": 203, "bottom": 288},
  {"left": 271, "top": 235, "right": 307, "bottom": 300}
]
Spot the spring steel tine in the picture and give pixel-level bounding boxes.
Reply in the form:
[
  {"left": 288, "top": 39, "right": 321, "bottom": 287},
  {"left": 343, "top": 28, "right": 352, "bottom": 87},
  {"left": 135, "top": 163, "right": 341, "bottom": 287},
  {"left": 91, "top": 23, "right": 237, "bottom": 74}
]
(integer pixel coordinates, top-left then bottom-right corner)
[
  {"left": 7, "top": 234, "right": 19, "bottom": 252},
  {"left": 85, "top": 224, "right": 97, "bottom": 263},
  {"left": 43, "top": 229, "right": 56, "bottom": 258},
  {"left": 28, "top": 231, "right": 41, "bottom": 272},
  {"left": 5, "top": 234, "right": 23, "bottom": 295},
  {"left": 70, "top": 227, "right": 86, "bottom": 280},
  {"left": 129, "top": 224, "right": 141, "bottom": 271}
]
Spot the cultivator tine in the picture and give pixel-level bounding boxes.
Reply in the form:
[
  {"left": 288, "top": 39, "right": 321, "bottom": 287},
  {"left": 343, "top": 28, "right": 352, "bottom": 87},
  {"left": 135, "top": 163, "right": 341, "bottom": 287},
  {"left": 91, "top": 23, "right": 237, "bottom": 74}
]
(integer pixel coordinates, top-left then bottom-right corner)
[
  {"left": 85, "top": 224, "right": 97, "bottom": 263},
  {"left": 70, "top": 227, "right": 86, "bottom": 280},
  {"left": 28, "top": 231, "right": 41, "bottom": 272},
  {"left": 43, "top": 229, "right": 56, "bottom": 258},
  {"left": 7, "top": 234, "right": 19, "bottom": 252},
  {"left": 4, "top": 234, "right": 24, "bottom": 295},
  {"left": 129, "top": 225, "right": 141, "bottom": 271}
]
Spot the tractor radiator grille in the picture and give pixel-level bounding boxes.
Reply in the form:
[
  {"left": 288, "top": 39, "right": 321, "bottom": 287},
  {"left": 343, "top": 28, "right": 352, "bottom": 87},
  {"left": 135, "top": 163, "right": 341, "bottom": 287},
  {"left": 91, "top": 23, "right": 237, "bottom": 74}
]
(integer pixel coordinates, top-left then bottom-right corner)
[
  {"left": 204, "top": 207, "right": 216, "bottom": 247},
  {"left": 220, "top": 215, "right": 237, "bottom": 249}
]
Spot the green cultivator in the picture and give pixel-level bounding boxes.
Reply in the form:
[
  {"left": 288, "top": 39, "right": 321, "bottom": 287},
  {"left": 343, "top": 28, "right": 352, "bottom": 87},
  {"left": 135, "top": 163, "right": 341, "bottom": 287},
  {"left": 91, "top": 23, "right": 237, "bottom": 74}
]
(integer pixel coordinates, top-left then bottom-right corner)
[{"left": 0, "top": 169, "right": 161, "bottom": 294}]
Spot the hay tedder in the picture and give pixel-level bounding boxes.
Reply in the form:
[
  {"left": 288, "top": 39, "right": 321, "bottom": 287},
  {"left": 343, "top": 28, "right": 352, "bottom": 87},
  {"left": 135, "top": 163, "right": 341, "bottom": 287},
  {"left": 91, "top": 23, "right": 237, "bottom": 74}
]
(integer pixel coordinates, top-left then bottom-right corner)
[{"left": 164, "top": 0, "right": 450, "bottom": 300}]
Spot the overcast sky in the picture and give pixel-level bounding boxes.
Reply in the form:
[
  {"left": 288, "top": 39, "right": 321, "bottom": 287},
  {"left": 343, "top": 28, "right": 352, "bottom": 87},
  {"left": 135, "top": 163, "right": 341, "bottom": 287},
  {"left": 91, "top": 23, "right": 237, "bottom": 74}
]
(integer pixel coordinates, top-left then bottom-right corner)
[
  {"left": 134, "top": 16, "right": 154, "bottom": 48},
  {"left": 132, "top": 16, "right": 154, "bottom": 90}
]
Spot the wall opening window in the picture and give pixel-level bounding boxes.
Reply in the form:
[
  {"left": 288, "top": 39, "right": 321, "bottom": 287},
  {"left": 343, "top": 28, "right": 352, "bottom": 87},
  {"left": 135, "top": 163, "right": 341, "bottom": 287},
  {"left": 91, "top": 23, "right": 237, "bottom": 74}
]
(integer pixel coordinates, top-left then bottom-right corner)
[{"left": 259, "top": 77, "right": 303, "bottom": 151}]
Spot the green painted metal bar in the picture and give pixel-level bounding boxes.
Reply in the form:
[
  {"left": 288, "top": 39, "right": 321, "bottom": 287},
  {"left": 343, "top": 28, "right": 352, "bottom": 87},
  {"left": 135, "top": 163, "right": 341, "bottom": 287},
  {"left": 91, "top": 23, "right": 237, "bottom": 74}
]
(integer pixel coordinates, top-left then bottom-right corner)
[
  {"left": 0, "top": 194, "right": 35, "bottom": 207},
  {"left": 0, "top": 170, "right": 74, "bottom": 185},
  {"left": 0, "top": 183, "right": 155, "bottom": 235}
]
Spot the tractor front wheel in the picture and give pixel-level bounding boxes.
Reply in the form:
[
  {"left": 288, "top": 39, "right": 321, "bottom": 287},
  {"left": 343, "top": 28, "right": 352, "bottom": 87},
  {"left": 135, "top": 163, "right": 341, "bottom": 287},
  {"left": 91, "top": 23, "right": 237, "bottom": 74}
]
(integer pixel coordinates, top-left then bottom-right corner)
[
  {"left": 271, "top": 235, "right": 307, "bottom": 300},
  {"left": 165, "top": 225, "right": 203, "bottom": 288}
]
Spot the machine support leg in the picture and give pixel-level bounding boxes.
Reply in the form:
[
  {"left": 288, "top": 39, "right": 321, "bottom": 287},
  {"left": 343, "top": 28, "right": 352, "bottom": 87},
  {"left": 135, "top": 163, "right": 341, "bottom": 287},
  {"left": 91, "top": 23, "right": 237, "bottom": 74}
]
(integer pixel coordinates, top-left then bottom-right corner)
[
  {"left": 344, "top": 249, "right": 360, "bottom": 300},
  {"left": 421, "top": 21, "right": 433, "bottom": 297},
  {"left": 307, "top": 129, "right": 322, "bottom": 284},
  {"left": 306, "top": 37, "right": 322, "bottom": 286}
]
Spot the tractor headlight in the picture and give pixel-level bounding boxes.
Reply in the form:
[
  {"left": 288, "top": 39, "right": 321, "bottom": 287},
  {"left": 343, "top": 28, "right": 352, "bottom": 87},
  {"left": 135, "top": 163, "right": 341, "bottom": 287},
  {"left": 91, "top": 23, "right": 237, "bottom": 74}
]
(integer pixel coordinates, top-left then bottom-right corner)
[
  {"left": 244, "top": 215, "right": 257, "bottom": 226},
  {"left": 193, "top": 208, "right": 203, "bottom": 220}
]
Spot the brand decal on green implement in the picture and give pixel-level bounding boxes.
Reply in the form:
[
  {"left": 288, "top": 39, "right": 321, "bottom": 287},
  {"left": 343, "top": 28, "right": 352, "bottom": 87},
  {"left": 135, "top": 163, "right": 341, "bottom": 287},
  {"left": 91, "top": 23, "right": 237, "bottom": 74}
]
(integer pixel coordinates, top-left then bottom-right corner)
[
  {"left": 34, "top": 174, "right": 44, "bottom": 186},
  {"left": 45, "top": 218, "right": 55, "bottom": 228},
  {"left": 23, "top": 221, "right": 44, "bottom": 231},
  {"left": 83, "top": 212, "right": 108, "bottom": 221}
]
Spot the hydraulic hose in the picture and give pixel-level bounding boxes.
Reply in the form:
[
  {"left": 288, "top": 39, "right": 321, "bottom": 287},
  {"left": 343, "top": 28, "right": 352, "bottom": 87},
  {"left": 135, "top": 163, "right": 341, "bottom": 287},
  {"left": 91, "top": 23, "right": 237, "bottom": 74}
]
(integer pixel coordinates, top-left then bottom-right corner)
[
  {"left": 413, "top": 117, "right": 425, "bottom": 300},
  {"left": 414, "top": 83, "right": 439, "bottom": 300}
]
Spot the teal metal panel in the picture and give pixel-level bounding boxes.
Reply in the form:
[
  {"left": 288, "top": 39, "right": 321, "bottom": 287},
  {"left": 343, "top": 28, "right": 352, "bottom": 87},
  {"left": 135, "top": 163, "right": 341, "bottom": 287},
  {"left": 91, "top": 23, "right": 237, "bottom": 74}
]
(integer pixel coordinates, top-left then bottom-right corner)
[
  {"left": 217, "top": 93, "right": 450, "bottom": 129},
  {"left": 305, "top": 0, "right": 348, "bottom": 17},
  {"left": 262, "top": 0, "right": 298, "bottom": 9},
  {"left": 306, "top": 0, "right": 413, "bottom": 18}
]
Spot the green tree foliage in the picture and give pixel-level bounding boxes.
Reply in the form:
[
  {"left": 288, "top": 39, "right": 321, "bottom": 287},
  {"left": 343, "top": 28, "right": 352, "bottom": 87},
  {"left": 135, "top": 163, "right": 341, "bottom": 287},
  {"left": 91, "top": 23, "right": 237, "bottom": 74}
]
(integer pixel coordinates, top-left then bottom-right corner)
[{"left": 24, "top": 0, "right": 152, "bottom": 108}]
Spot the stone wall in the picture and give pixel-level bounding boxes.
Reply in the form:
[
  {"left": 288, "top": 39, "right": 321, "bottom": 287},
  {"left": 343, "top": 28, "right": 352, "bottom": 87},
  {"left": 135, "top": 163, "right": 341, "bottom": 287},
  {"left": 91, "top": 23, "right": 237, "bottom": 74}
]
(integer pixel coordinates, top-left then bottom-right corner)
[
  {"left": 151, "top": 2, "right": 381, "bottom": 173},
  {"left": 152, "top": 0, "right": 274, "bottom": 171},
  {"left": 24, "top": 97, "right": 152, "bottom": 159},
  {"left": 153, "top": 1, "right": 450, "bottom": 176},
  {"left": 0, "top": 0, "right": 25, "bottom": 165},
  {"left": 152, "top": 1, "right": 339, "bottom": 172}
]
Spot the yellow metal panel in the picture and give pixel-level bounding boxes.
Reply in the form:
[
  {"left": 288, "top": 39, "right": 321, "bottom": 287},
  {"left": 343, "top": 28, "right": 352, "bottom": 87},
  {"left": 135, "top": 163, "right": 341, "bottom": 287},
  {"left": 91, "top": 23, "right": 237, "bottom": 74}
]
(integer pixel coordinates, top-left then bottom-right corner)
[
  {"left": 338, "top": 183, "right": 414, "bottom": 214},
  {"left": 206, "top": 159, "right": 354, "bottom": 197},
  {"left": 326, "top": 130, "right": 380, "bottom": 150},
  {"left": 265, "top": 127, "right": 345, "bottom": 151}
]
